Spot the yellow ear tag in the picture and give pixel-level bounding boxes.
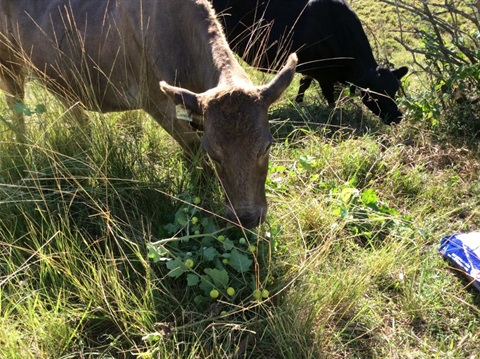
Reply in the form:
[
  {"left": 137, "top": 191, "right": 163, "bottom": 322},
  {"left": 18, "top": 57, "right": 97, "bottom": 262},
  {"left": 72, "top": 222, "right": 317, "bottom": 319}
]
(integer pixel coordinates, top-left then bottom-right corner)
[{"left": 176, "top": 104, "right": 193, "bottom": 122}]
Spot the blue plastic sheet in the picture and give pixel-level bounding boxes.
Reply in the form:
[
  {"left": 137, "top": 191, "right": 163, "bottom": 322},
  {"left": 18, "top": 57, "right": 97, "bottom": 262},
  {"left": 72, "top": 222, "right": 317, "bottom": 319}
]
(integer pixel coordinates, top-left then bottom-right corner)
[{"left": 439, "top": 232, "right": 480, "bottom": 291}]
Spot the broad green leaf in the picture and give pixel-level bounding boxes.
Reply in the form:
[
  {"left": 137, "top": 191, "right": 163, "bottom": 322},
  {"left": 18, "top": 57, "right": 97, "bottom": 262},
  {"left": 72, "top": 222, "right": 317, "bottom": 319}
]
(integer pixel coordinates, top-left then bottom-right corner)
[
  {"left": 147, "top": 245, "right": 160, "bottom": 263},
  {"left": 340, "top": 187, "right": 359, "bottom": 203},
  {"left": 175, "top": 210, "right": 188, "bottom": 226},
  {"left": 11, "top": 102, "right": 26, "bottom": 115},
  {"left": 164, "top": 223, "right": 179, "bottom": 234},
  {"left": 299, "top": 154, "right": 316, "bottom": 171},
  {"left": 229, "top": 248, "right": 253, "bottom": 273},
  {"left": 203, "top": 247, "right": 218, "bottom": 261},
  {"left": 35, "top": 104, "right": 47, "bottom": 114},
  {"left": 166, "top": 258, "right": 186, "bottom": 278},
  {"left": 187, "top": 274, "right": 200, "bottom": 286},
  {"left": 201, "top": 236, "right": 216, "bottom": 246},
  {"left": 199, "top": 274, "right": 214, "bottom": 294},
  {"left": 146, "top": 243, "right": 168, "bottom": 263},
  {"left": 204, "top": 268, "right": 229, "bottom": 288},
  {"left": 361, "top": 188, "right": 378, "bottom": 205},
  {"left": 222, "top": 238, "right": 235, "bottom": 251},
  {"left": 202, "top": 220, "right": 218, "bottom": 235}
]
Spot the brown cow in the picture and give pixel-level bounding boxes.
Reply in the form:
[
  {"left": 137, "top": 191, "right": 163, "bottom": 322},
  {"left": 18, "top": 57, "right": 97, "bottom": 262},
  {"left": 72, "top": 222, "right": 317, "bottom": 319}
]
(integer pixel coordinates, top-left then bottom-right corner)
[{"left": 0, "top": 0, "right": 297, "bottom": 228}]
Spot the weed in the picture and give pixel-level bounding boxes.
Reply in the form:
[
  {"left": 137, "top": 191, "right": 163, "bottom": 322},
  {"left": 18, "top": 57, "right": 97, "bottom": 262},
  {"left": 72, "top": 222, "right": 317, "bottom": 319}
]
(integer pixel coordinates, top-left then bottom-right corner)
[{"left": 147, "top": 193, "right": 275, "bottom": 308}]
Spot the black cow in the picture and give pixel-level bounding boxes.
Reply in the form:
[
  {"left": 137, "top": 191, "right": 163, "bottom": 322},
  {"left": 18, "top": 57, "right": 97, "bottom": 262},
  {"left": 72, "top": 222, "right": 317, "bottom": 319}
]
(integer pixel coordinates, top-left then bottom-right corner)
[{"left": 212, "top": 0, "right": 408, "bottom": 124}]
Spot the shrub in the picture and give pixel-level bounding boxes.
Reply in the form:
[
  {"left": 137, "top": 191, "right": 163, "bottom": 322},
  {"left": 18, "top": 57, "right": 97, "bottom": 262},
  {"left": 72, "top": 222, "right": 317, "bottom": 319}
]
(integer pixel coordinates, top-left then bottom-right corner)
[{"left": 381, "top": 0, "right": 480, "bottom": 137}]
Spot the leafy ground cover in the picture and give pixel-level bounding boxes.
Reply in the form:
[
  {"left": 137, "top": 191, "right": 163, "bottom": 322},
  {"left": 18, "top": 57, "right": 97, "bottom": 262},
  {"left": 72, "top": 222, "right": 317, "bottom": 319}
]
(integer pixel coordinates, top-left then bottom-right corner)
[{"left": 1, "top": 1, "right": 479, "bottom": 358}]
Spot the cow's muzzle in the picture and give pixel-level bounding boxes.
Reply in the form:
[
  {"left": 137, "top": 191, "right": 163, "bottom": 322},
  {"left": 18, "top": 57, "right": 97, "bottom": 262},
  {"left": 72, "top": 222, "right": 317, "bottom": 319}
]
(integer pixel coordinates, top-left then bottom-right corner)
[{"left": 226, "top": 206, "right": 266, "bottom": 229}]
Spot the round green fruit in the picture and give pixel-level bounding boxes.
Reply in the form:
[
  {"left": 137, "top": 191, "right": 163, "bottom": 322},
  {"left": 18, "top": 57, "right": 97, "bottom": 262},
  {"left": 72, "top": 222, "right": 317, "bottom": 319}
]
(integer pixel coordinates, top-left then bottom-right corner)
[
  {"left": 222, "top": 258, "right": 229, "bottom": 265},
  {"left": 252, "top": 289, "right": 262, "bottom": 300},
  {"left": 210, "top": 289, "right": 220, "bottom": 299},
  {"left": 217, "top": 235, "right": 226, "bottom": 242},
  {"left": 226, "top": 287, "right": 235, "bottom": 296},
  {"left": 184, "top": 259, "right": 194, "bottom": 268},
  {"left": 191, "top": 216, "right": 199, "bottom": 225},
  {"left": 193, "top": 197, "right": 201, "bottom": 205},
  {"left": 261, "top": 289, "right": 270, "bottom": 298},
  {"left": 248, "top": 245, "right": 256, "bottom": 253},
  {"left": 238, "top": 237, "right": 246, "bottom": 245}
]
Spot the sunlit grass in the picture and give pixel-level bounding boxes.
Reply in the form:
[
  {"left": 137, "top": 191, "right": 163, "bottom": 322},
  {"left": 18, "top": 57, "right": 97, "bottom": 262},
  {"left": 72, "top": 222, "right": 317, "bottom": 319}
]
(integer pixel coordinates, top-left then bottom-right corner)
[
  {"left": 1, "top": 77, "right": 479, "bottom": 357},
  {"left": 1, "top": 2, "right": 480, "bottom": 357}
]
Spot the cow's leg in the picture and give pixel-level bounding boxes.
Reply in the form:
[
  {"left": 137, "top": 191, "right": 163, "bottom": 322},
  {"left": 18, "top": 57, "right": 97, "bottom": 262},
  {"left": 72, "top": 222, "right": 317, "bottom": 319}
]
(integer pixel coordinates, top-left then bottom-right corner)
[
  {"left": 295, "top": 75, "right": 313, "bottom": 103},
  {"left": 319, "top": 81, "right": 336, "bottom": 108},
  {"left": 0, "top": 68, "right": 26, "bottom": 142}
]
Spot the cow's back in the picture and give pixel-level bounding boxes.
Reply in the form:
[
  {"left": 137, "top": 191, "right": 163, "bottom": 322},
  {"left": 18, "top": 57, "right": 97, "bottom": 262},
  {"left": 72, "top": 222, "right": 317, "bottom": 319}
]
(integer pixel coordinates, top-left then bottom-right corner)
[
  {"left": 0, "top": 1, "right": 147, "bottom": 111},
  {"left": 0, "top": 0, "right": 200, "bottom": 112},
  {"left": 295, "top": 0, "right": 376, "bottom": 80},
  {"left": 214, "top": 0, "right": 377, "bottom": 79}
]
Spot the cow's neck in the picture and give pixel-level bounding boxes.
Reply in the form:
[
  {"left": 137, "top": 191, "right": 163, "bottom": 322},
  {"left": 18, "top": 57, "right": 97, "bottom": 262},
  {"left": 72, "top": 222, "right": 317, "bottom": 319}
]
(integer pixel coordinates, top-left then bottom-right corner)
[
  {"left": 199, "top": 27, "right": 253, "bottom": 90},
  {"left": 167, "top": 0, "right": 252, "bottom": 93},
  {"left": 348, "top": 34, "right": 379, "bottom": 84}
]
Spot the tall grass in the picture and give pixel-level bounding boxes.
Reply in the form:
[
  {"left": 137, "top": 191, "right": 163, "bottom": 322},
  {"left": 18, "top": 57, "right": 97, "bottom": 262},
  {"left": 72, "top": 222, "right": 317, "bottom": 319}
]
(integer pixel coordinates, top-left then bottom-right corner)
[
  {"left": 1, "top": 1, "right": 480, "bottom": 358},
  {"left": 2, "top": 77, "right": 480, "bottom": 358}
]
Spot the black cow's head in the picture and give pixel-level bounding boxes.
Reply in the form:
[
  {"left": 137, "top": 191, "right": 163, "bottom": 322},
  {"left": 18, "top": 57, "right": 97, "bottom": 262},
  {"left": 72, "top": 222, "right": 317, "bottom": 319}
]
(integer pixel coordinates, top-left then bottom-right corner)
[{"left": 357, "top": 66, "right": 408, "bottom": 124}]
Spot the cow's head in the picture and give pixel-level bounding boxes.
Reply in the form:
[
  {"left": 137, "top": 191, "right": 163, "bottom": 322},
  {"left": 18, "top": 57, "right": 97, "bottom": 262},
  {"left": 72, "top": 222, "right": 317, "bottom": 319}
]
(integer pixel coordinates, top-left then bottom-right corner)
[
  {"left": 160, "top": 54, "right": 297, "bottom": 228},
  {"left": 357, "top": 66, "right": 408, "bottom": 124}
]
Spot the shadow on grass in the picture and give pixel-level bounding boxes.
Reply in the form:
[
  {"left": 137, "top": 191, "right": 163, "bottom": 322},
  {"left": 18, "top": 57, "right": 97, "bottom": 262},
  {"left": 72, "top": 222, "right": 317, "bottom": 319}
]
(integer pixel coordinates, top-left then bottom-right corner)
[{"left": 269, "top": 95, "right": 385, "bottom": 145}]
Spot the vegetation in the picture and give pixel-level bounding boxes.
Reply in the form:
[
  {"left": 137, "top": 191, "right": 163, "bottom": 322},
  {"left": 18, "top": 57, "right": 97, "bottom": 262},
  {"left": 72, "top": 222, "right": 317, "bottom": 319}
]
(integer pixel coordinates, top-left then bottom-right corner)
[{"left": 1, "top": 1, "right": 479, "bottom": 358}]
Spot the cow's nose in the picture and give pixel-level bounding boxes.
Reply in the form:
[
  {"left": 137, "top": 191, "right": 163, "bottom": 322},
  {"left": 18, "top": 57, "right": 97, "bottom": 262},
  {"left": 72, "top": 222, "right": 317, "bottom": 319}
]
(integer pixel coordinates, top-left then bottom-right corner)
[{"left": 226, "top": 207, "right": 266, "bottom": 229}]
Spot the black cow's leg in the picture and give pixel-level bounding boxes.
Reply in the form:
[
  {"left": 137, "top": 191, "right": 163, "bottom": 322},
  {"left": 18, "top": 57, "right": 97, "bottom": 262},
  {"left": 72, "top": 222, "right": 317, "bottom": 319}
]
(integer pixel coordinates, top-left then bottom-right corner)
[
  {"left": 319, "top": 81, "right": 336, "bottom": 108},
  {"left": 295, "top": 75, "right": 313, "bottom": 103}
]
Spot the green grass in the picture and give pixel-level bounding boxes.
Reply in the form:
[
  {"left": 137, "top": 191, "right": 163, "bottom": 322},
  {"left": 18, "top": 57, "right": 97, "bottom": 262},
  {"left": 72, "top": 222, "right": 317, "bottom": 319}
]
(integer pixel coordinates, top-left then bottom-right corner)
[
  {"left": 1, "top": 2, "right": 480, "bottom": 358},
  {"left": 2, "top": 85, "right": 479, "bottom": 358}
]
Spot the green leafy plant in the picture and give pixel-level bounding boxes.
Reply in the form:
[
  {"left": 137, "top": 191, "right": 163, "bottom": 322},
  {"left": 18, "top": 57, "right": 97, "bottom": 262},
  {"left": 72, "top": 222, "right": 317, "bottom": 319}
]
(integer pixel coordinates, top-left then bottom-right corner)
[
  {"left": 11, "top": 102, "right": 47, "bottom": 116},
  {"left": 330, "top": 183, "right": 412, "bottom": 244},
  {"left": 147, "top": 193, "right": 273, "bottom": 307},
  {"left": 381, "top": 0, "right": 480, "bottom": 136},
  {"left": 0, "top": 102, "right": 47, "bottom": 132}
]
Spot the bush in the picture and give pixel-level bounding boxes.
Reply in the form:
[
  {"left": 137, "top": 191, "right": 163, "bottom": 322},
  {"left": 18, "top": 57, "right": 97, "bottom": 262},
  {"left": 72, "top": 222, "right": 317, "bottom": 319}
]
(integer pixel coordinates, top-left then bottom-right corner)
[{"left": 381, "top": 0, "right": 480, "bottom": 137}]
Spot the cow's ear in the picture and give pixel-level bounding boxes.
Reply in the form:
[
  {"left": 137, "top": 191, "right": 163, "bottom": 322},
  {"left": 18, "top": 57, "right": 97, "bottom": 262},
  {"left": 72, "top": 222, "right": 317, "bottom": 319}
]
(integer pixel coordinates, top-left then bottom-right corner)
[
  {"left": 260, "top": 53, "right": 298, "bottom": 106},
  {"left": 392, "top": 66, "right": 408, "bottom": 80},
  {"left": 160, "top": 81, "right": 203, "bottom": 115}
]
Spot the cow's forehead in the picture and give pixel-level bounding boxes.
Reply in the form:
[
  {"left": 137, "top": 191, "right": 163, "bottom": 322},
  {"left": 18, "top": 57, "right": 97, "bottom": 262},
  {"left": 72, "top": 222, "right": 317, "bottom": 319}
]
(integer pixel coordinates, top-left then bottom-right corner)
[
  {"left": 204, "top": 89, "right": 268, "bottom": 127},
  {"left": 202, "top": 89, "right": 271, "bottom": 150},
  {"left": 206, "top": 88, "right": 262, "bottom": 110}
]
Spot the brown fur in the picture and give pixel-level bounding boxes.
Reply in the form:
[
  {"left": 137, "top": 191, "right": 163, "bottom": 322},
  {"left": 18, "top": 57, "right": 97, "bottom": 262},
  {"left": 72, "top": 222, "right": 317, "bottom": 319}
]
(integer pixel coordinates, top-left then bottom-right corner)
[{"left": 0, "top": 0, "right": 297, "bottom": 228}]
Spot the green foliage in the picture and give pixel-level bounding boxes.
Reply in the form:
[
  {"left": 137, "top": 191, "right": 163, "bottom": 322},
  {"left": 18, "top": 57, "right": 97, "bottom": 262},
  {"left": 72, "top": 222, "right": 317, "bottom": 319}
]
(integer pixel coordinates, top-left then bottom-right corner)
[
  {"left": 10, "top": 102, "right": 47, "bottom": 116},
  {"left": 147, "top": 194, "right": 272, "bottom": 307},
  {"left": 383, "top": 0, "right": 480, "bottom": 137},
  {"left": 329, "top": 183, "right": 413, "bottom": 244}
]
